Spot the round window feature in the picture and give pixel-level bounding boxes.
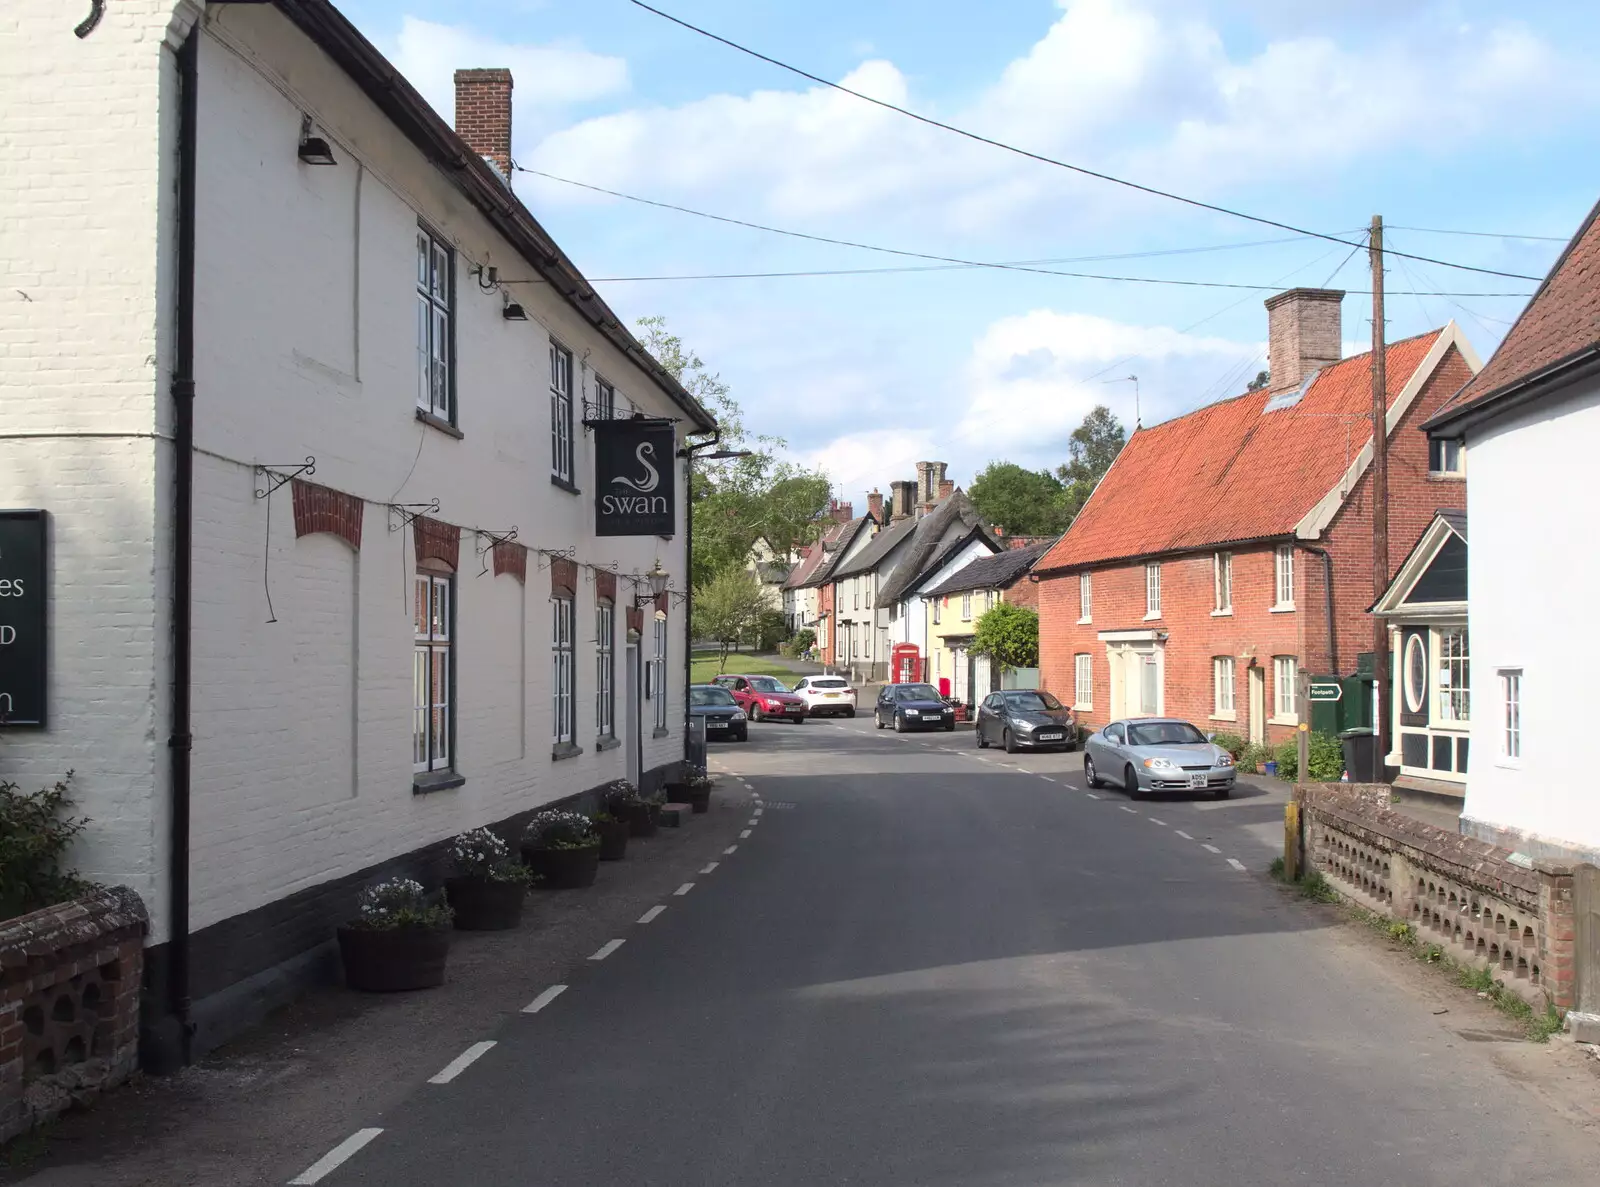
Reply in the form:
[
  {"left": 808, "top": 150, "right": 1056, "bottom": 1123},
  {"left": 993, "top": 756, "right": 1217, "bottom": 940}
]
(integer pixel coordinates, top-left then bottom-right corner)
[{"left": 1404, "top": 634, "right": 1427, "bottom": 714}]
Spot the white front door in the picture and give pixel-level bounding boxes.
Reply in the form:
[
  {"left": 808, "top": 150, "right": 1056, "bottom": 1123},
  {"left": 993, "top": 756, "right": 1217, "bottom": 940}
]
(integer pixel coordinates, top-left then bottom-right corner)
[{"left": 1248, "top": 665, "right": 1266, "bottom": 744}]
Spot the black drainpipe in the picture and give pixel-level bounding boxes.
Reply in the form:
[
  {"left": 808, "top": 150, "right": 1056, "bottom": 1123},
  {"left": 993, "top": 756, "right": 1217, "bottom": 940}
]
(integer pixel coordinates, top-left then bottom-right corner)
[
  {"left": 1300, "top": 543, "right": 1338, "bottom": 676},
  {"left": 158, "top": 26, "right": 199, "bottom": 1072}
]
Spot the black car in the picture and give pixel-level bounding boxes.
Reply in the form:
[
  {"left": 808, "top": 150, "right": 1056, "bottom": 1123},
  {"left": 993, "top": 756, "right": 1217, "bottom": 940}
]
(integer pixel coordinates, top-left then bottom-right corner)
[
  {"left": 690, "top": 684, "right": 748, "bottom": 742},
  {"left": 975, "top": 689, "right": 1078, "bottom": 753},
  {"left": 875, "top": 683, "right": 956, "bottom": 732}
]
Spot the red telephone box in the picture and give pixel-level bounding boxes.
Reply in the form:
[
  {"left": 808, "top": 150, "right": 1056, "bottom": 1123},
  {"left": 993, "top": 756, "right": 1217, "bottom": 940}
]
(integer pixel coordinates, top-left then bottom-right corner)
[{"left": 891, "top": 643, "right": 922, "bottom": 684}]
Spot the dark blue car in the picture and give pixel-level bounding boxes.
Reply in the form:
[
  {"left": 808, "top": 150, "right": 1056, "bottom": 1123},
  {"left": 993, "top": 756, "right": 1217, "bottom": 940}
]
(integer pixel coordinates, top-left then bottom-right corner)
[{"left": 874, "top": 682, "right": 956, "bottom": 733}]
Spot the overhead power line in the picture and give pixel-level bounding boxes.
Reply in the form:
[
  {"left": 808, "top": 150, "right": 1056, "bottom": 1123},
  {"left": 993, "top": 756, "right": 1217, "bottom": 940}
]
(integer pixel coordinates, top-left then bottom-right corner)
[
  {"left": 1388, "top": 224, "right": 1567, "bottom": 243},
  {"left": 625, "top": 0, "right": 1545, "bottom": 283}
]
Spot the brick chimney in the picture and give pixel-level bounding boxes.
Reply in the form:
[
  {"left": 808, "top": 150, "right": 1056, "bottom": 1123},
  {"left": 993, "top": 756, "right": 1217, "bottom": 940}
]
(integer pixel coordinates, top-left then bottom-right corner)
[
  {"left": 1265, "top": 288, "right": 1344, "bottom": 394},
  {"left": 937, "top": 479, "right": 954, "bottom": 500},
  {"left": 867, "top": 489, "right": 884, "bottom": 522},
  {"left": 915, "top": 461, "right": 934, "bottom": 505},
  {"left": 828, "top": 499, "right": 854, "bottom": 523},
  {"left": 454, "top": 68, "right": 514, "bottom": 183},
  {"left": 890, "top": 480, "right": 916, "bottom": 522}
]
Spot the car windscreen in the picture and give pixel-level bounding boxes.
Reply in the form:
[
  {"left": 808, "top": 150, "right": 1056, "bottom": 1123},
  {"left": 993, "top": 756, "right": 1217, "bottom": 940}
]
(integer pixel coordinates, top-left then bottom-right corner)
[
  {"left": 1004, "top": 692, "right": 1063, "bottom": 712},
  {"left": 747, "top": 676, "right": 789, "bottom": 692},
  {"left": 896, "top": 685, "right": 943, "bottom": 700},
  {"left": 1127, "top": 721, "right": 1207, "bottom": 746},
  {"left": 690, "top": 687, "right": 736, "bottom": 707},
  {"left": 810, "top": 679, "right": 847, "bottom": 689}
]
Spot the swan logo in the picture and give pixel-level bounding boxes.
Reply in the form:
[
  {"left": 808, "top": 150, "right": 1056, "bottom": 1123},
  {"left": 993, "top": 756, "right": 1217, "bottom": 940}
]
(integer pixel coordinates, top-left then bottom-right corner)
[{"left": 595, "top": 422, "right": 675, "bottom": 537}]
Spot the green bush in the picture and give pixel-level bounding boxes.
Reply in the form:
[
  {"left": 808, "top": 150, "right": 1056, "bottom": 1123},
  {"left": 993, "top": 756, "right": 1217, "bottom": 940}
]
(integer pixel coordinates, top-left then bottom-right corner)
[
  {"left": 740, "top": 608, "right": 790, "bottom": 652},
  {"left": 1237, "top": 742, "right": 1271, "bottom": 771},
  {"left": 1272, "top": 732, "right": 1345, "bottom": 781},
  {"left": 1210, "top": 732, "right": 1246, "bottom": 759},
  {"left": 793, "top": 628, "right": 816, "bottom": 653},
  {"left": 1, "top": 772, "right": 89, "bottom": 922}
]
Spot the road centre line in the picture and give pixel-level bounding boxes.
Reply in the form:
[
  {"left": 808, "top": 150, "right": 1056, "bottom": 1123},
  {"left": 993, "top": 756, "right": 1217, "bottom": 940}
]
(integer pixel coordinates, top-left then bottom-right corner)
[
  {"left": 638, "top": 905, "right": 667, "bottom": 924},
  {"left": 589, "top": 939, "right": 625, "bottom": 961},
  {"left": 740, "top": 829, "right": 752, "bottom": 838},
  {"left": 1148, "top": 818, "right": 1167, "bottom": 826},
  {"left": 288, "top": 1129, "right": 385, "bottom": 1185},
  {"left": 428, "top": 1041, "right": 496, "bottom": 1085},
  {"left": 700, "top": 861, "right": 720, "bottom": 874},
  {"left": 1227, "top": 858, "right": 1248, "bottom": 871},
  {"left": 521, "top": 985, "right": 567, "bottom": 1014},
  {"left": 1175, "top": 830, "right": 1194, "bottom": 840},
  {"left": 1119, "top": 806, "right": 1138, "bottom": 814},
  {"left": 1086, "top": 793, "right": 1101, "bottom": 799},
  {"left": 724, "top": 844, "right": 739, "bottom": 854},
  {"left": 1202, "top": 843, "right": 1222, "bottom": 854},
  {"left": 674, "top": 883, "right": 695, "bottom": 896},
  {"left": 753, "top": 808, "right": 764, "bottom": 816}
]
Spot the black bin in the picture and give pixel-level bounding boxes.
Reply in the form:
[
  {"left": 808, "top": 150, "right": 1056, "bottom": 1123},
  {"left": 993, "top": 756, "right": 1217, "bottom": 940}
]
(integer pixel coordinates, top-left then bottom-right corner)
[{"left": 1339, "top": 727, "right": 1380, "bottom": 783}]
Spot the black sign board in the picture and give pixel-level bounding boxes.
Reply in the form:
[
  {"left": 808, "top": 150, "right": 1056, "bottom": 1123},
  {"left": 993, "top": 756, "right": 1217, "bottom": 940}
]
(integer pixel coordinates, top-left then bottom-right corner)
[
  {"left": 0, "top": 510, "right": 47, "bottom": 726},
  {"left": 594, "top": 419, "right": 676, "bottom": 537}
]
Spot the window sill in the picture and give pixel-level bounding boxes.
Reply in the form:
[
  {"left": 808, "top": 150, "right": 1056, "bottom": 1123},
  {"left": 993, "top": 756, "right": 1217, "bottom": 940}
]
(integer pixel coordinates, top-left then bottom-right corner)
[
  {"left": 1074, "top": 703, "right": 1093, "bottom": 712},
  {"left": 652, "top": 726, "right": 671, "bottom": 739},
  {"left": 551, "top": 741, "right": 584, "bottom": 762},
  {"left": 415, "top": 409, "right": 463, "bottom": 439},
  {"left": 596, "top": 734, "right": 621, "bottom": 752},
  {"left": 550, "top": 475, "right": 581, "bottom": 497},
  {"left": 1210, "top": 609, "right": 1233, "bottom": 618},
  {"left": 1494, "top": 757, "right": 1523, "bottom": 771},
  {"left": 1427, "top": 472, "right": 1465, "bottom": 481},
  {"left": 1209, "top": 712, "right": 1238, "bottom": 723},
  {"left": 1268, "top": 715, "right": 1299, "bottom": 727},
  {"left": 412, "top": 770, "right": 466, "bottom": 795},
  {"left": 1269, "top": 604, "right": 1295, "bottom": 614},
  {"left": 1142, "top": 612, "right": 1162, "bottom": 622},
  {"left": 1077, "top": 617, "right": 1092, "bottom": 625}
]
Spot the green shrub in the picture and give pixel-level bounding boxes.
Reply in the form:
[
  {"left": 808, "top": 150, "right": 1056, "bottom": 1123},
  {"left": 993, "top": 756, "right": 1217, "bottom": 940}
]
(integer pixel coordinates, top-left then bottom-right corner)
[
  {"left": 1210, "top": 732, "right": 1246, "bottom": 759},
  {"left": 1272, "top": 732, "right": 1344, "bottom": 781},
  {"left": 1, "top": 772, "right": 89, "bottom": 922},
  {"left": 1237, "top": 743, "right": 1271, "bottom": 771},
  {"left": 793, "top": 628, "right": 816, "bottom": 653}
]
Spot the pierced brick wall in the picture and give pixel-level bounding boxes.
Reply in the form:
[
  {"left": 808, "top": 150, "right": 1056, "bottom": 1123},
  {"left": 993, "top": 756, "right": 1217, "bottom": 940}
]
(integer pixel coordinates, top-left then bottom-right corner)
[{"left": 1, "top": 889, "right": 148, "bottom": 1144}]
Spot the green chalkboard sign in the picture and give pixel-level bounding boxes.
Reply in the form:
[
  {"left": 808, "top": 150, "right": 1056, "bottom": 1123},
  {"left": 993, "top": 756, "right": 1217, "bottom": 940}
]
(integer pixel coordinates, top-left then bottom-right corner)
[{"left": 0, "top": 510, "right": 47, "bottom": 726}]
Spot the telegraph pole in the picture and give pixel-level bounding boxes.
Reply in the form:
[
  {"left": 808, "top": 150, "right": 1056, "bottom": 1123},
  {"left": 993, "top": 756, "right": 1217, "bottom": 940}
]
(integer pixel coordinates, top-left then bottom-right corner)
[{"left": 1369, "top": 216, "right": 1390, "bottom": 776}]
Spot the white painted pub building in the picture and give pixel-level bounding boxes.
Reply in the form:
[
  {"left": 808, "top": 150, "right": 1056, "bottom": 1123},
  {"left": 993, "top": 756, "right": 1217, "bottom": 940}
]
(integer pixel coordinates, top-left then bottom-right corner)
[{"left": 1, "top": 0, "right": 713, "bottom": 1064}]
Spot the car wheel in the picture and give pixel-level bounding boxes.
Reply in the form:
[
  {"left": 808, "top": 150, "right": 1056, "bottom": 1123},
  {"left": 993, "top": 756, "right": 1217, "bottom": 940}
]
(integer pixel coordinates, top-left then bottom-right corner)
[
  {"left": 975, "top": 725, "right": 987, "bottom": 748},
  {"left": 846, "top": 708, "right": 856, "bottom": 718},
  {"left": 894, "top": 714, "right": 906, "bottom": 733},
  {"left": 750, "top": 703, "right": 763, "bottom": 722},
  {"left": 793, "top": 716, "right": 804, "bottom": 725},
  {"left": 1003, "top": 729, "right": 1018, "bottom": 754},
  {"left": 1125, "top": 764, "right": 1146, "bottom": 799},
  {"left": 735, "top": 729, "right": 748, "bottom": 742},
  {"left": 876, "top": 714, "right": 886, "bottom": 730},
  {"left": 1085, "top": 756, "right": 1102, "bottom": 788},
  {"left": 944, "top": 721, "right": 955, "bottom": 732}
]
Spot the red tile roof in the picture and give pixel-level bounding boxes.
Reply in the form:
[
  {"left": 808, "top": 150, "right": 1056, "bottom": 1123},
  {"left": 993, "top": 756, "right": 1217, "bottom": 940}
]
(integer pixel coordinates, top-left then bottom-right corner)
[
  {"left": 1426, "top": 197, "right": 1600, "bottom": 430},
  {"left": 1039, "top": 330, "right": 1446, "bottom": 571}
]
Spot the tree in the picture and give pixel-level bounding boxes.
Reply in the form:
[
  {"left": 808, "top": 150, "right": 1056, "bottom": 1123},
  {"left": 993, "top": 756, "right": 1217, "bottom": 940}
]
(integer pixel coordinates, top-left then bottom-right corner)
[
  {"left": 638, "top": 316, "right": 833, "bottom": 587},
  {"left": 692, "top": 568, "right": 768, "bottom": 666},
  {"left": 1055, "top": 405, "right": 1127, "bottom": 520},
  {"left": 1247, "top": 370, "right": 1270, "bottom": 392},
  {"left": 967, "top": 462, "right": 1069, "bottom": 536},
  {"left": 971, "top": 603, "right": 1038, "bottom": 671}
]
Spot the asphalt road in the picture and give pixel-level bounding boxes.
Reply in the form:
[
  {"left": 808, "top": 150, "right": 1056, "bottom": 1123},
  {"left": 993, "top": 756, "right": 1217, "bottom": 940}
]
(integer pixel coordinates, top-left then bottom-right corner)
[{"left": 302, "top": 717, "right": 1597, "bottom": 1186}]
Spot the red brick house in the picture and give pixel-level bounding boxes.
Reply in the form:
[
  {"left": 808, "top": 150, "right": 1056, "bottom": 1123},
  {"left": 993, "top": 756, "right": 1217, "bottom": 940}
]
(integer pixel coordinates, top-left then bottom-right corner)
[{"left": 1035, "top": 288, "right": 1479, "bottom": 747}]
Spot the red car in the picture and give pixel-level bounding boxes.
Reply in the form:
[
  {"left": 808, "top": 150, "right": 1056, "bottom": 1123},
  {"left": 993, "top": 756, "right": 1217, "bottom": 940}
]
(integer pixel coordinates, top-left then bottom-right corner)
[{"left": 712, "top": 674, "right": 808, "bottom": 723}]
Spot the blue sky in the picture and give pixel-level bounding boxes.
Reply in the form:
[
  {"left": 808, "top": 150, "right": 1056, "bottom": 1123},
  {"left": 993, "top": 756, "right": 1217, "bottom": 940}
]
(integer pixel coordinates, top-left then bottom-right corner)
[{"left": 340, "top": 0, "right": 1600, "bottom": 503}]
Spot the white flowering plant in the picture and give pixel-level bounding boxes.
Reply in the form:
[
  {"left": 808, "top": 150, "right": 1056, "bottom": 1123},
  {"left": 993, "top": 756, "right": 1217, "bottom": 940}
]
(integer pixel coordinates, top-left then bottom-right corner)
[
  {"left": 599, "top": 779, "right": 642, "bottom": 820},
  {"left": 523, "top": 809, "right": 599, "bottom": 851},
  {"left": 448, "top": 827, "right": 534, "bottom": 885},
  {"left": 680, "top": 764, "right": 713, "bottom": 793},
  {"left": 349, "top": 877, "right": 452, "bottom": 931}
]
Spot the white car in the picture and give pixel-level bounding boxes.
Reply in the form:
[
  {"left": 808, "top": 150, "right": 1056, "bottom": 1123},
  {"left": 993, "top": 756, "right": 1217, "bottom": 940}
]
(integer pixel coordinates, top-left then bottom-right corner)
[{"left": 791, "top": 675, "right": 857, "bottom": 718}]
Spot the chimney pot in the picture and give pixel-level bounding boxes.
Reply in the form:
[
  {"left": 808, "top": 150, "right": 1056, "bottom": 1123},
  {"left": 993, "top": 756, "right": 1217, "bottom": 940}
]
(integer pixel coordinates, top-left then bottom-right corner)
[
  {"left": 867, "top": 489, "right": 884, "bottom": 521},
  {"left": 454, "top": 68, "right": 514, "bottom": 182},
  {"left": 1264, "top": 288, "right": 1344, "bottom": 394}
]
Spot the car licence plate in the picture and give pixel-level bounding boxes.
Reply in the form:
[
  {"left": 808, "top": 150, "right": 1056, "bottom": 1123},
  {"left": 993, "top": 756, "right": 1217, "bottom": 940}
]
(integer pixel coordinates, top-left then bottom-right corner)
[
  {"left": 1188, "top": 773, "right": 1208, "bottom": 788},
  {"left": 1038, "top": 732, "right": 1063, "bottom": 742},
  {"left": 707, "top": 721, "right": 728, "bottom": 730},
  {"left": 825, "top": 692, "right": 842, "bottom": 698}
]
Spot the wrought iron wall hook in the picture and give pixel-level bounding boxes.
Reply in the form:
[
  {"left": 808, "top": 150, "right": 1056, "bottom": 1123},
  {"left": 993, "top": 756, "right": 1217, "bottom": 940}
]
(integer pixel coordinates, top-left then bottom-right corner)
[
  {"left": 75, "top": 0, "right": 106, "bottom": 38},
  {"left": 386, "top": 499, "right": 441, "bottom": 531},
  {"left": 254, "top": 457, "right": 316, "bottom": 500},
  {"left": 473, "top": 527, "right": 520, "bottom": 576}
]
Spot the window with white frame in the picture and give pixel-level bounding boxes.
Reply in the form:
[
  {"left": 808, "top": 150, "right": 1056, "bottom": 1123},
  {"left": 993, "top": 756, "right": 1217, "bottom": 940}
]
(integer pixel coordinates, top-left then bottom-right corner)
[
  {"left": 652, "top": 613, "right": 669, "bottom": 732},
  {"left": 553, "top": 596, "right": 575, "bottom": 746},
  {"left": 1079, "top": 572, "right": 1091, "bottom": 621},
  {"left": 1499, "top": 668, "right": 1522, "bottom": 759},
  {"left": 595, "top": 378, "right": 616, "bottom": 420},
  {"left": 1074, "top": 653, "right": 1092, "bottom": 709},
  {"left": 1214, "top": 552, "right": 1232, "bottom": 613},
  {"left": 596, "top": 598, "right": 615, "bottom": 739},
  {"left": 1438, "top": 629, "right": 1469, "bottom": 723},
  {"left": 416, "top": 227, "right": 452, "bottom": 422},
  {"left": 1429, "top": 438, "right": 1464, "bottom": 476},
  {"left": 1274, "top": 545, "right": 1295, "bottom": 608},
  {"left": 853, "top": 576, "right": 860, "bottom": 610},
  {"left": 1273, "top": 655, "right": 1297, "bottom": 719},
  {"left": 413, "top": 571, "right": 452, "bottom": 772},
  {"left": 987, "top": 590, "right": 998, "bottom": 611},
  {"left": 1145, "top": 563, "right": 1161, "bottom": 617},
  {"left": 550, "top": 343, "right": 574, "bottom": 485},
  {"left": 933, "top": 597, "right": 941, "bottom": 625},
  {"left": 1214, "top": 656, "right": 1236, "bottom": 716},
  {"left": 961, "top": 590, "right": 972, "bottom": 621}
]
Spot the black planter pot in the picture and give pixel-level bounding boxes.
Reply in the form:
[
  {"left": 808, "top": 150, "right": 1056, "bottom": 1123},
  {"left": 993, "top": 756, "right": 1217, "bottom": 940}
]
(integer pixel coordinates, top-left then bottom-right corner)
[
  {"left": 444, "top": 875, "right": 527, "bottom": 931},
  {"left": 337, "top": 925, "right": 450, "bottom": 992},
  {"left": 625, "top": 802, "right": 659, "bottom": 838},
  {"left": 523, "top": 843, "right": 601, "bottom": 889},
  {"left": 595, "top": 818, "right": 630, "bottom": 862},
  {"left": 686, "top": 789, "right": 711, "bottom": 814}
]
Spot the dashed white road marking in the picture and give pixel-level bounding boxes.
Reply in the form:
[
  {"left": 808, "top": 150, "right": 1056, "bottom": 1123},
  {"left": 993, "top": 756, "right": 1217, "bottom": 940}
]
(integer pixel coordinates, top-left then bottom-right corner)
[
  {"left": 740, "top": 829, "right": 752, "bottom": 839},
  {"left": 522, "top": 984, "right": 567, "bottom": 1014},
  {"left": 1040, "top": 776, "right": 1057, "bottom": 783},
  {"left": 753, "top": 808, "right": 764, "bottom": 817},
  {"left": 724, "top": 844, "right": 739, "bottom": 854},
  {"left": 589, "top": 939, "right": 625, "bottom": 961},
  {"left": 1148, "top": 817, "right": 1167, "bottom": 826},
  {"left": 1227, "top": 858, "right": 1248, "bottom": 872},
  {"left": 1202, "top": 843, "right": 1222, "bottom": 854},
  {"left": 1086, "top": 793, "right": 1101, "bottom": 800},
  {"left": 1175, "top": 830, "right": 1194, "bottom": 841},
  {"left": 638, "top": 905, "right": 667, "bottom": 924},
  {"left": 289, "top": 1129, "right": 385, "bottom": 1184},
  {"left": 747, "top": 818, "right": 760, "bottom": 827},
  {"left": 700, "top": 861, "right": 720, "bottom": 874},
  {"left": 429, "top": 1041, "right": 495, "bottom": 1085},
  {"left": 674, "top": 882, "right": 695, "bottom": 896},
  {"left": 1119, "top": 805, "right": 1138, "bottom": 814}
]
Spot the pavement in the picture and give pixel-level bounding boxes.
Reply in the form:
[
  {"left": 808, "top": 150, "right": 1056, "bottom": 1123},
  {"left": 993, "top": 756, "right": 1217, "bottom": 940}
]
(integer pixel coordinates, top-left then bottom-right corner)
[{"left": 12, "top": 720, "right": 1597, "bottom": 1185}]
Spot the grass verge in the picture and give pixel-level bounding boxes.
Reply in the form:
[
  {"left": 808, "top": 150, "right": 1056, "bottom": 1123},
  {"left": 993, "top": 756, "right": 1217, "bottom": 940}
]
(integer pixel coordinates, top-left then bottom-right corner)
[{"left": 689, "top": 651, "right": 802, "bottom": 685}]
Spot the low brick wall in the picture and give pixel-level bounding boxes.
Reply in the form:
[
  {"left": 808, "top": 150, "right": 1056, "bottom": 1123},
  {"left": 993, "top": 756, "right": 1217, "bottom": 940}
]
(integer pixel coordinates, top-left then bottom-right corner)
[
  {"left": 1, "top": 888, "right": 148, "bottom": 1144},
  {"left": 1299, "top": 784, "right": 1577, "bottom": 1011}
]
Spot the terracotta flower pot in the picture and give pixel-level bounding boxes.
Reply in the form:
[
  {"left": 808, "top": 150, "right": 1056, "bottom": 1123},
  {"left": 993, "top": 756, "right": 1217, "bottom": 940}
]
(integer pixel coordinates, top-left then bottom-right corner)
[
  {"left": 522, "top": 843, "right": 601, "bottom": 889},
  {"left": 444, "top": 875, "right": 526, "bottom": 931},
  {"left": 595, "top": 818, "right": 630, "bottom": 861},
  {"left": 337, "top": 924, "right": 450, "bottom": 992}
]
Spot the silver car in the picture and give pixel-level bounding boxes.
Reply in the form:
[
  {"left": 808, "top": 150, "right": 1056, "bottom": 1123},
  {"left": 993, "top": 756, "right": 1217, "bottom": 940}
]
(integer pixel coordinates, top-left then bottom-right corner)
[{"left": 1083, "top": 717, "right": 1236, "bottom": 799}]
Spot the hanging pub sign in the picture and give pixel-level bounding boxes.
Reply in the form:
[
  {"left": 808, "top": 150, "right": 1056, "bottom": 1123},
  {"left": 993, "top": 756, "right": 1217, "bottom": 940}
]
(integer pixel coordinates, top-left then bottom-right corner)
[
  {"left": 0, "top": 510, "right": 48, "bottom": 726},
  {"left": 594, "top": 418, "right": 676, "bottom": 537}
]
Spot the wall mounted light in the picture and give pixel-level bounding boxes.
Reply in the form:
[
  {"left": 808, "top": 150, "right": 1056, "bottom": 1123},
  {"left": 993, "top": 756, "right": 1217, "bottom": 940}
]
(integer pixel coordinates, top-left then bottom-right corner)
[
  {"left": 502, "top": 301, "right": 528, "bottom": 321},
  {"left": 297, "top": 114, "right": 337, "bottom": 166},
  {"left": 634, "top": 561, "right": 670, "bottom": 606}
]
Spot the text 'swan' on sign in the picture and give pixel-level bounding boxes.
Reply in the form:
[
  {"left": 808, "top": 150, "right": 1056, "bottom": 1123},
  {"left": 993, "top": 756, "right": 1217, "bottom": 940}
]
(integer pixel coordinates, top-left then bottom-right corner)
[
  {"left": 594, "top": 418, "right": 677, "bottom": 538},
  {"left": 0, "top": 510, "right": 48, "bottom": 726}
]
